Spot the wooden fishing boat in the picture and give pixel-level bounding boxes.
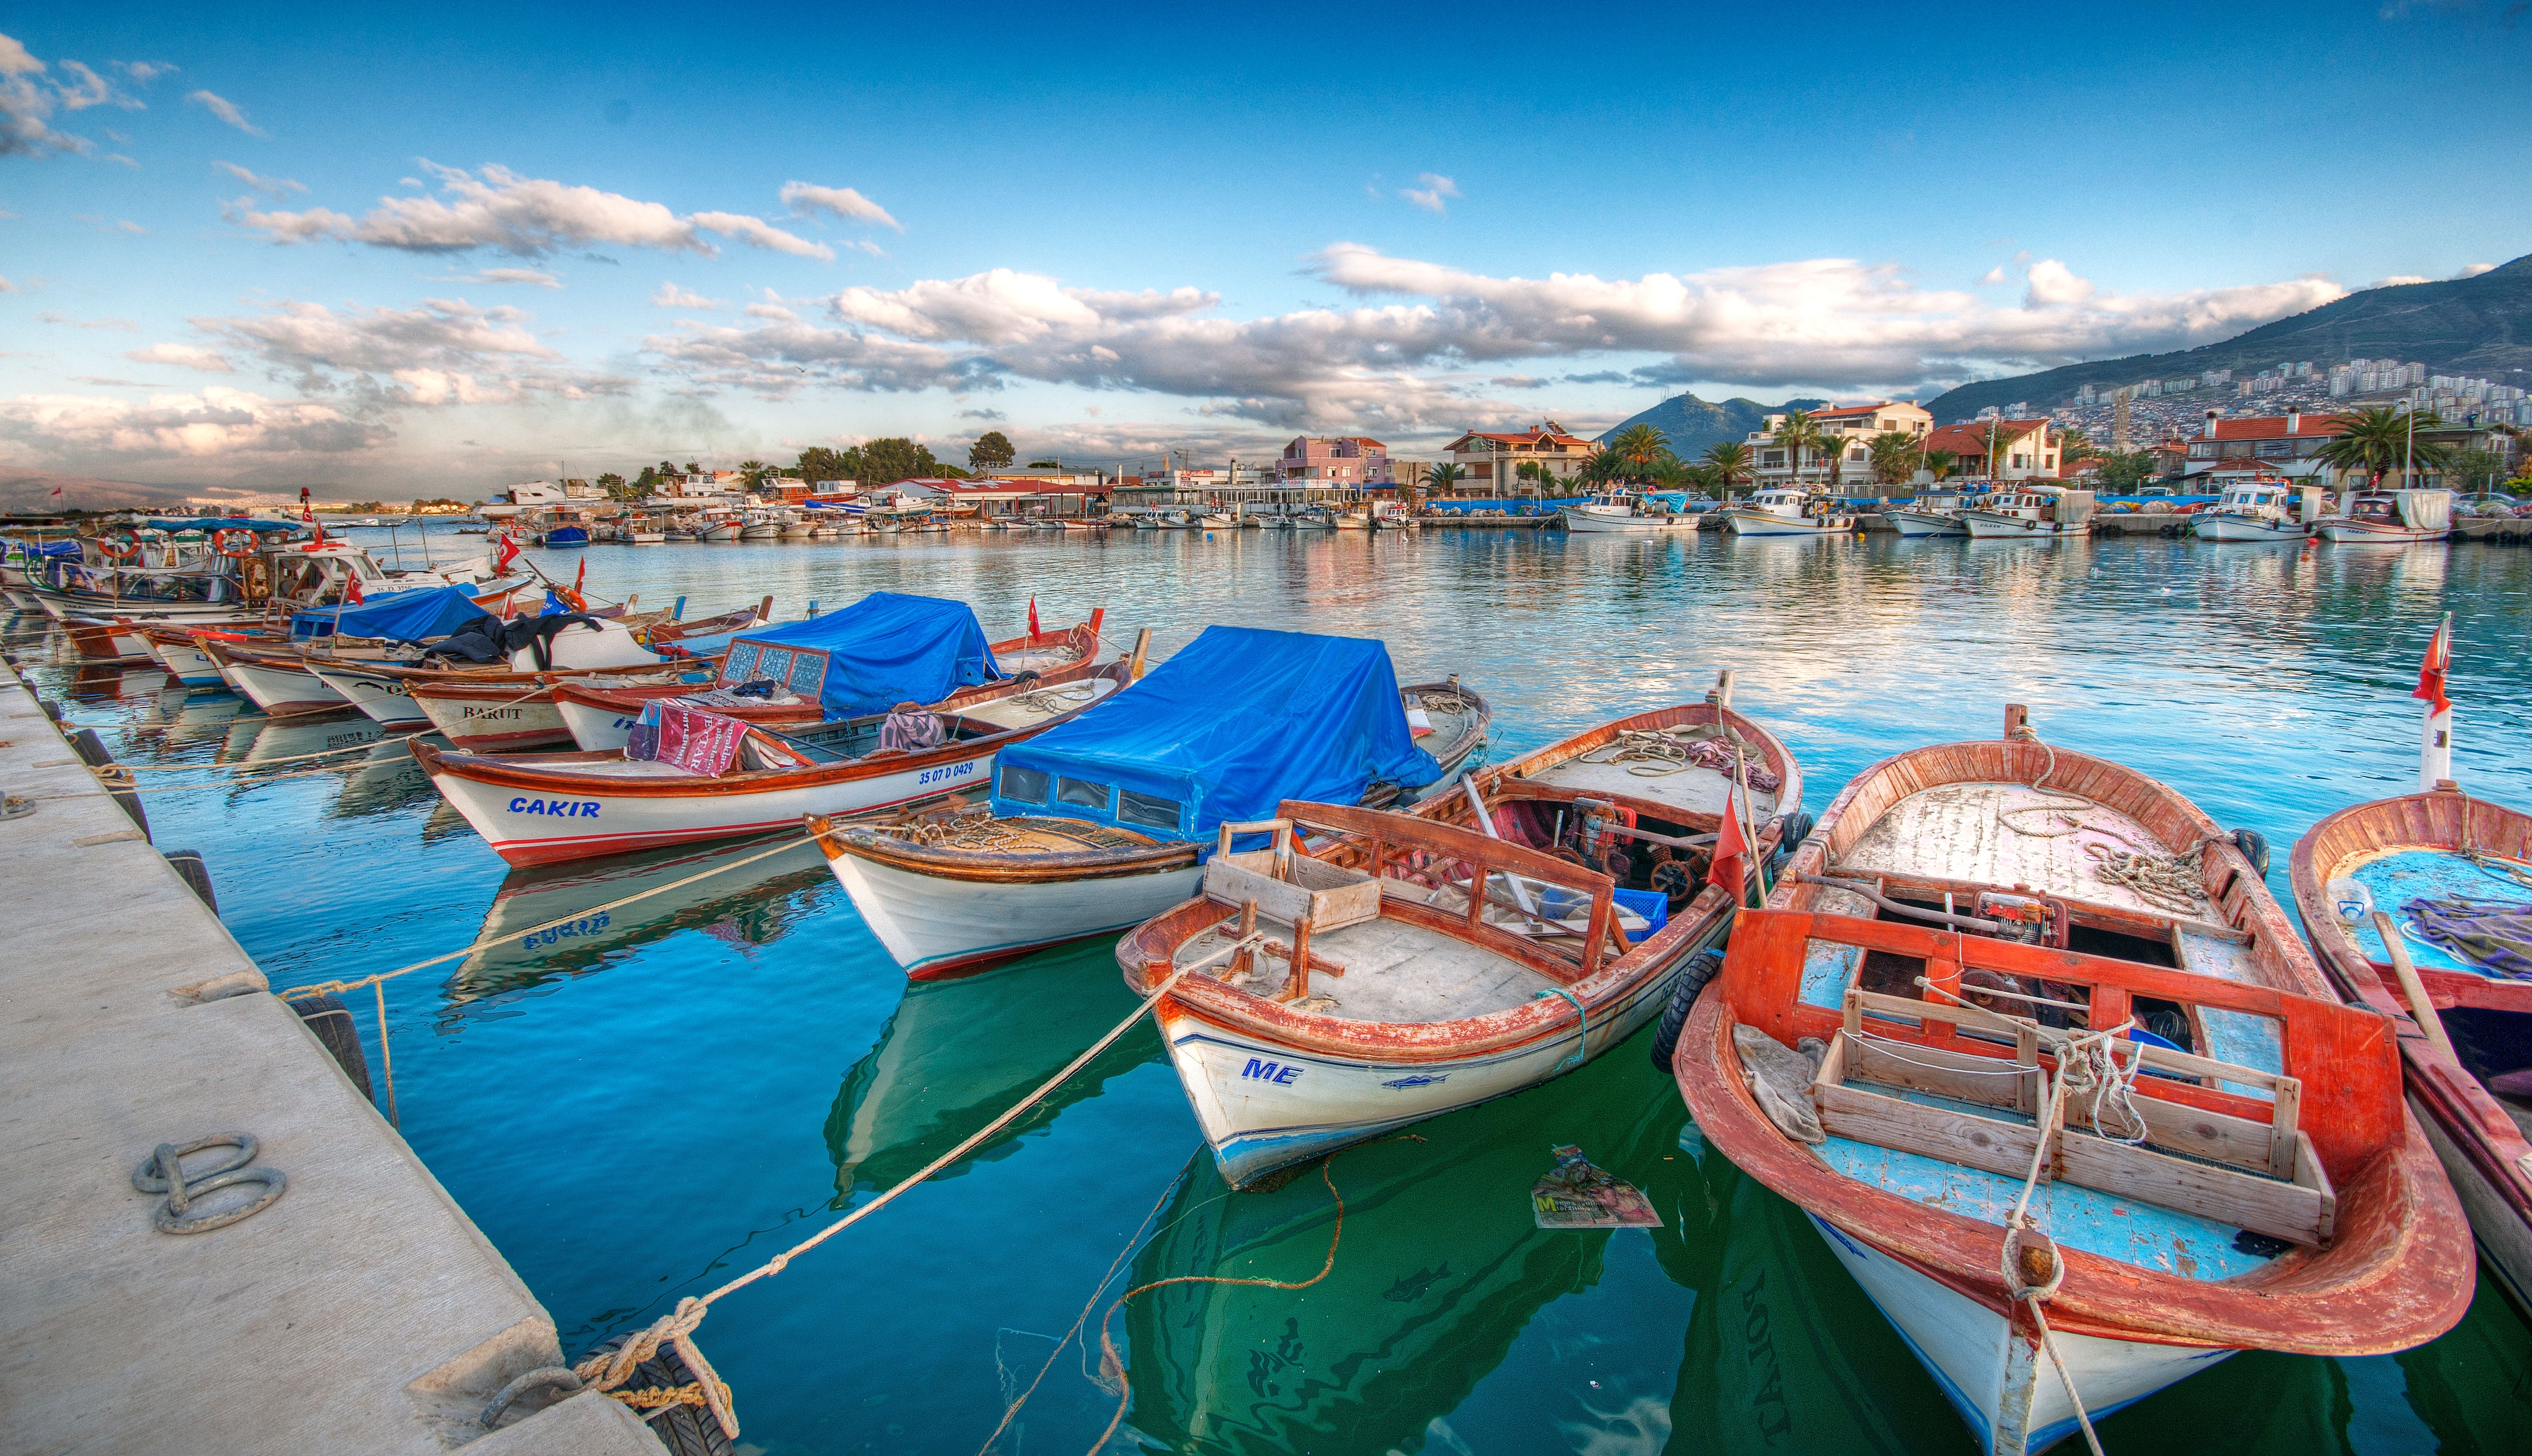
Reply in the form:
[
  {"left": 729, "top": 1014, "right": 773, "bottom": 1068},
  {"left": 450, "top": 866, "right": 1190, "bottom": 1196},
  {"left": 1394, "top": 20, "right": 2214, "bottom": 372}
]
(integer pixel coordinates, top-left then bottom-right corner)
[
  {"left": 316, "top": 603, "right": 758, "bottom": 732},
  {"left": 1724, "top": 488, "right": 1856, "bottom": 537},
  {"left": 1960, "top": 485, "right": 2095, "bottom": 540},
  {"left": 810, "top": 629, "right": 1485, "bottom": 981},
  {"left": 2289, "top": 623, "right": 2532, "bottom": 1313},
  {"left": 2315, "top": 488, "right": 2453, "bottom": 544},
  {"left": 414, "top": 661, "right": 1131, "bottom": 866},
  {"left": 1116, "top": 798, "right": 1709, "bottom": 1189},
  {"left": 207, "top": 619, "right": 687, "bottom": 721},
  {"left": 553, "top": 613, "right": 1106, "bottom": 751},
  {"left": 1671, "top": 705, "right": 2471, "bottom": 1455}
]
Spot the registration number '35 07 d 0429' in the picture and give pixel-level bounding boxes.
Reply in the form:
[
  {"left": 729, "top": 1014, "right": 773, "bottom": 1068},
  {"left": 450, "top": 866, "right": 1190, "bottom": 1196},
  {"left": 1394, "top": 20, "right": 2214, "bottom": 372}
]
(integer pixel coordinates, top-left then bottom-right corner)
[{"left": 916, "top": 760, "right": 978, "bottom": 788}]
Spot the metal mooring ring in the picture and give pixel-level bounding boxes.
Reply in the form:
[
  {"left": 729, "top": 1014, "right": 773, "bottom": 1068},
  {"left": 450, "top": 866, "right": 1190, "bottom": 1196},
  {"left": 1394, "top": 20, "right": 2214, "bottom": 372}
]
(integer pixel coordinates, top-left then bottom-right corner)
[
  {"left": 152, "top": 1167, "right": 287, "bottom": 1234},
  {"left": 131, "top": 1133, "right": 258, "bottom": 1194}
]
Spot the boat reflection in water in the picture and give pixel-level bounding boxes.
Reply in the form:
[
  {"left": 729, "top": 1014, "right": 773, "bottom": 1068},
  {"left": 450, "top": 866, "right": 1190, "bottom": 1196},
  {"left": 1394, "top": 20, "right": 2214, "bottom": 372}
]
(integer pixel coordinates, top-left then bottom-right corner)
[
  {"left": 824, "top": 940, "right": 1162, "bottom": 1201},
  {"left": 1118, "top": 1046, "right": 1690, "bottom": 1456},
  {"left": 443, "top": 833, "right": 832, "bottom": 1017}
]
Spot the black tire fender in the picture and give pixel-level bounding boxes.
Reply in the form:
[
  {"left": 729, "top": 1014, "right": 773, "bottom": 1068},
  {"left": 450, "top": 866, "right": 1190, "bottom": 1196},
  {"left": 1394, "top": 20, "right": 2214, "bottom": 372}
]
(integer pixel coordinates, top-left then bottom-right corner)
[
  {"left": 2228, "top": 827, "right": 2271, "bottom": 879},
  {"left": 1650, "top": 949, "right": 1728, "bottom": 1072},
  {"left": 292, "top": 994, "right": 375, "bottom": 1104}
]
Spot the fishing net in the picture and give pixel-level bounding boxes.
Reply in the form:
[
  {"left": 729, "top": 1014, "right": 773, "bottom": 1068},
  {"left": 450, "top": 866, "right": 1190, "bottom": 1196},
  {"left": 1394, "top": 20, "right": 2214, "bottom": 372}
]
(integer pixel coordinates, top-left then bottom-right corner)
[{"left": 2400, "top": 896, "right": 2532, "bottom": 979}]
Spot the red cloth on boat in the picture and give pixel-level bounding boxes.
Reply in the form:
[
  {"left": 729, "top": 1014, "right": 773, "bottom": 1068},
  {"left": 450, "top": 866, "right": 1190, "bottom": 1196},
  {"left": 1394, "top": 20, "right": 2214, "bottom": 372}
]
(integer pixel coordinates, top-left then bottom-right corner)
[{"left": 643, "top": 701, "right": 749, "bottom": 775}]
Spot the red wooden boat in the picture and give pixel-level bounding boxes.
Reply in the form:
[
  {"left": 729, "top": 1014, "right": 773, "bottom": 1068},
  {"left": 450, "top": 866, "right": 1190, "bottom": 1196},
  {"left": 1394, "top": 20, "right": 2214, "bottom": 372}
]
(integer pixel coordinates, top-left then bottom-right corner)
[{"left": 1671, "top": 705, "right": 2470, "bottom": 1455}]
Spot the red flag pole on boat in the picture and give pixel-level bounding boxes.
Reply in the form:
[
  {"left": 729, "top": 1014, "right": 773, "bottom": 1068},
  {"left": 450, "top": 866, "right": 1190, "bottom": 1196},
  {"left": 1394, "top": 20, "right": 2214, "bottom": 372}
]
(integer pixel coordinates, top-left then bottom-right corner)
[
  {"left": 1028, "top": 597, "right": 1040, "bottom": 638},
  {"left": 2415, "top": 612, "right": 2453, "bottom": 792},
  {"left": 492, "top": 532, "right": 520, "bottom": 576},
  {"left": 1711, "top": 785, "right": 1750, "bottom": 908}
]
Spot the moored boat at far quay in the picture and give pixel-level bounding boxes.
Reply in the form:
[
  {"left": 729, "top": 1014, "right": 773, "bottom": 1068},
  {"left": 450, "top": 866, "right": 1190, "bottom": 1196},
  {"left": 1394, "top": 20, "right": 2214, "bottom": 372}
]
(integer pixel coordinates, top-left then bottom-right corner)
[
  {"left": 1884, "top": 486, "right": 1976, "bottom": 538},
  {"left": 1562, "top": 488, "right": 1696, "bottom": 533},
  {"left": 1670, "top": 703, "right": 2471, "bottom": 1456},
  {"left": 2315, "top": 487, "right": 2453, "bottom": 544},
  {"left": 2191, "top": 477, "right": 2326, "bottom": 541},
  {"left": 1723, "top": 488, "right": 1857, "bottom": 536},
  {"left": 1960, "top": 484, "right": 2094, "bottom": 539}
]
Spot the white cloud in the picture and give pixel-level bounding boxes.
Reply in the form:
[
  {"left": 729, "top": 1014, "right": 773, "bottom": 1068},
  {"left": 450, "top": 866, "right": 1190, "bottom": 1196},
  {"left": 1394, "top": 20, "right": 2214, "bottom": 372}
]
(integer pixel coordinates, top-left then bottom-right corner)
[
  {"left": 39, "top": 310, "right": 139, "bottom": 330},
  {"left": 214, "top": 160, "right": 305, "bottom": 195},
  {"left": 233, "top": 162, "right": 832, "bottom": 260},
  {"left": 54, "top": 60, "right": 136, "bottom": 111},
  {"left": 2373, "top": 275, "right": 2429, "bottom": 287},
  {"left": 120, "top": 61, "right": 178, "bottom": 84},
  {"left": 743, "top": 302, "right": 796, "bottom": 321},
  {"left": 2023, "top": 259, "right": 2097, "bottom": 306},
  {"left": 0, "top": 275, "right": 16, "bottom": 293},
  {"left": 187, "top": 89, "right": 265, "bottom": 136},
  {"left": 1400, "top": 173, "right": 1459, "bottom": 214},
  {"left": 650, "top": 282, "right": 722, "bottom": 309},
  {"left": 467, "top": 266, "right": 561, "bottom": 287},
  {"left": 126, "top": 343, "right": 236, "bottom": 372},
  {"left": 1978, "top": 265, "right": 2006, "bottom": 285},
  {"left": 0, "top": 385, "right": 384, "bottom": 459},
  {"left": 190, "top": 295, "right": 629, "bottom": 406},
  {"left": 779, "top": 181, "right": 902, "bottom": 231},
  {"left": 2457, "top": 263, "right": 2496, "bottom": 278},
  {"left": 0, "top": 32, "right": 90, "bottom": 158}
]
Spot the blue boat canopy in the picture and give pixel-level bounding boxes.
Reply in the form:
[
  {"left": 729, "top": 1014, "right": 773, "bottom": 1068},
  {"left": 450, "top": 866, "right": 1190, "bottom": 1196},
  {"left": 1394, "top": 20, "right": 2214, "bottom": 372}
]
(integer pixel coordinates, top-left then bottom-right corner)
[
  {"left": 291, "top": 584, "right": 490, "bottom": 642},
  {"left": 988, "top": 626, "right": 1442, "bottom": 843},
  {"left": 140, "top": 518, "right": 299, "bottom": 531},
  {"left": 717, "top": 591, "right": 1000, "bottom": 719}
]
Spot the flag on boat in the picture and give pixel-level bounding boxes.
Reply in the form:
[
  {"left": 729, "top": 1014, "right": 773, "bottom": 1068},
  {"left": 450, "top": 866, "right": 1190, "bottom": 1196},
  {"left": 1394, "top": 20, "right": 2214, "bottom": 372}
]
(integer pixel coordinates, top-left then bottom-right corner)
[
  {"left": 716, "top": 592, "right": 1001, "bottom": 719},
  {"left": 1711, "top": 787, "right": 1750, "bottom": 909},
  {"left": 1028, "top": 597, "right": 1040, "bottom": 638},
  {"left": 2414, "top": 614, "right": 2452, "bottom": 718},
  {"left": 987, "top": 625, "right": 1444, "bottom": 843},
  {"left": 492, "top": 533, "right": 521, "bottom": 575},
  {"left": 344, "top": 573, "right": 364, "bottom": 605}
]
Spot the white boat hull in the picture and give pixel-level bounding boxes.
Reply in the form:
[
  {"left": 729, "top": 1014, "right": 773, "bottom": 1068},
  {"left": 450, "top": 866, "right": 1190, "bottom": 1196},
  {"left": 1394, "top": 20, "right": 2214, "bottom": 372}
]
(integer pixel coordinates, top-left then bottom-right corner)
[
  {"left": 2315, "top": 520, "right": 2447, "bottom": 544},
  {"left": 1885, "top": 510, "right": 1966, "bottom": 538},
  {"left": 1565, "top": 510, "right": 1693, "bottom": 533},
  {"left": 1960, "top": 514, "right": 2086, "bottom": 540},
  {"left": 1724, "top": 511, "right": 1848, "bottom": 536},
  {"left": 557, "top": 693, "right": 647, "bottom": 752},
  {"left": 306, "top": 663, "right": 436, "bottom": 727},
  {"left": 150, "top": 637, "right": 230, "bottom": 689},
  {"left": 413, "top": 690, "right": 570, "bottom": 750},
  {"left": 1163, "top": 925, "right": 1706, "bottom": 1186},
  {"left": 2190, "top": 514, "right": 2309, "bottom": 542},
  {"left": 1808, "top": 1213, "right": 2234, "bottom": 1455},
  {"left": 223, "top": 655, "right": 350, "bottom": 716},
  {"left": 424, "top": 747, "right": 1000, "bottom": 866},
  {"left": 826, "top": 848, "right": 1204, "bottom": 979}
]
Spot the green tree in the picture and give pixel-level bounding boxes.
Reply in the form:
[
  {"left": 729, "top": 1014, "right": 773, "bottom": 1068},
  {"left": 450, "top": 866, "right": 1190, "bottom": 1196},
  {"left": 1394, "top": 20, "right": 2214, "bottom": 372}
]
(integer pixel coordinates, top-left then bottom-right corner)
[
  {"left": 2091, "top": 450, "right": 2156, "bottom": 493},
  {"left": 1680, "top": 462, "right": 1724, "bottom": 496},
  {"left": 968, "top": 431, "right": 1016, "bottom": 471},
  {"left": 2316, "top": 406, "right": 2450, "bottom": 488},
  {"left": 1923, "top": 449, "right": 1959, "bottom": 483},
  {"left": 1421, "top": 461, "right": 1467, "bottom": 496},
  {"left": 1701, "top": 441, "right": 1751, "bottom": 493},
  {"left": 596, "top": 471, "right": 637, "bottom": 502},
  {"left": 1866, "top": 430, "right": 1922, "bottom": 486},
  {"left": 657, "top": 460, "right": 680, "bottom": 479},
  {"left": 1026, "top": 458, "right": 1063, "bottom": 470},
  {"left": 795, "top": 446, "right": 851, "bottom": 484},
  {"left": 2441, "top": 446, "right": 2508, "bottom": 493},
  {"left": 861, "top": 437, "right": 944, "bottom": 486},
  {"left": 1818, "top": 428, "right": 1854, "bottom": 494},
  {"left": 2056, "top": 425, "right": 2094, "bottom": 459},
  {"left": 633, "top": 465, "right": 661, "bottom": 492},
  {"left": 683, "top": 461, "right": 702, "bottom": 475},
  {"left": 1644, "top": 455, "right": 1689, "bottom": 490},
  {"left": 1769, "top": 410, "right": 1822, "bottom": 489}
]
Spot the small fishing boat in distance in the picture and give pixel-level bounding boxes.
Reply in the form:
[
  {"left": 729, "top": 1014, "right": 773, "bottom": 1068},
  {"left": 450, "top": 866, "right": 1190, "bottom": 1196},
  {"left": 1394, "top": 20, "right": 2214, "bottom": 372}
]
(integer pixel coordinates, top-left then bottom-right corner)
[
  {"left": 1960, "top": 484, "right": 2094, "bottom": 540},
  {"left": 1671, "top": 704, "right": 2470, "bottom": 1455},
  {"left": 1724, "top": 488, "right": 1856, "bottom": 537},
  {"left": 2190, "top": 477, "right": 2325, "bottom": 542},
  {"left": 811, "top": 628, "right": 1488, "bottom": 979},
  {"left": 2290, "top": 616, "right": 2532, "bottom": 1313},
  {"left": 1564, "top": 488, "right": 1696, "bottom": 533},
  {"left": 2315, "top": 487, "right": 2453, "bottom": 544}
]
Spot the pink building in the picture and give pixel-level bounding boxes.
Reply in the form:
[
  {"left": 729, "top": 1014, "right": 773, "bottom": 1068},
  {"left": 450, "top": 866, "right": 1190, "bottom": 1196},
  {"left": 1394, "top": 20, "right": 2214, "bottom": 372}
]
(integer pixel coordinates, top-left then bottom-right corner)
[{"left": 1276, "top": 435, "right": 1393, "bottom": 486}]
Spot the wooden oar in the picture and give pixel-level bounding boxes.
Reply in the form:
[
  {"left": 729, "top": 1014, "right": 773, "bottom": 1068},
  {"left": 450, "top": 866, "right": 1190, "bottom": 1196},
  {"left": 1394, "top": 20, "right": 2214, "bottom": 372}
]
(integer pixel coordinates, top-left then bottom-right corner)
[{"left": 2373, "top": 909, "right": 2459, "bottom": 1060}]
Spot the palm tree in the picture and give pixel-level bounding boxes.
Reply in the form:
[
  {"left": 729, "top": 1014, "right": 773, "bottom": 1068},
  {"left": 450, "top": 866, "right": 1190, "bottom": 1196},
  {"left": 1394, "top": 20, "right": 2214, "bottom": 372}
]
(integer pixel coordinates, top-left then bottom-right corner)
[
  {"left": 1769, "top": 410, "right": 1822, "bottom": 490},
  {"left": 1866, "top": 430, "right": 1921, "bottom": 486},
  {"left": 1819, "top": 429, "right": 1853, "bottom": 494},
  {"left": 1421, "top": 461, "right": 1467, "bottom": 498},
  {"left": 1610, "top": 423, "right": 1671, "bottom": 483},
  {"left": 1702, "top": 441, "right": 1752, "bottom": 495},
  {"left": 1578, "top": 447, "right": 1625, "bottom": 488},
  {"left": 1923, "top": 449, "right": 1958, "bottom": 482},
  {"left": 2316, "top": 405, "right": 2451, "bottom": 488},
  {"left": 1680, "top": 462, "right": 1725, "bottom": 496},
  {"left": 1645, "top": 455, "right": 1689, "bottom": 490},
  {"left": 2056, "top": 425, "right": 2094, "bottom": 459},
  {"left": 1514, "top": 459, "right": 1547, "bottom": 497}
]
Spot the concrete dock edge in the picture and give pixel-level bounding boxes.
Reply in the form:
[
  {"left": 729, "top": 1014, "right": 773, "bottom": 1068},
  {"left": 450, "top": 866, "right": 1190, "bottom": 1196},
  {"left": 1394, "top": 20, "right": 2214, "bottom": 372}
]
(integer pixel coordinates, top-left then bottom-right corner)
[{"left": 0, "top": 664, "right": 660, "bottom": 1454}]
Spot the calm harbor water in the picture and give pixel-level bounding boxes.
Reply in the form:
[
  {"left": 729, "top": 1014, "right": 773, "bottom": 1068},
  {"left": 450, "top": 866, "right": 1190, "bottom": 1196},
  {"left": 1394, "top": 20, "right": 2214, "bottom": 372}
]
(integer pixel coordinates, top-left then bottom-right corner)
[{"left": 17, "top": 524, "right": 2532, "bottom": 1455}]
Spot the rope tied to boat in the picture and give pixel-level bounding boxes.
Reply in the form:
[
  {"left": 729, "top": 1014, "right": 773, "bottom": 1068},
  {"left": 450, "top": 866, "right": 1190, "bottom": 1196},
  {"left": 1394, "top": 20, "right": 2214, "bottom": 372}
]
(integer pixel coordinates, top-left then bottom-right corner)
[
  {"left": 2083, "top": 837, "right": 2213, "bottom": 916},
  {"left": 1579, "top": 725, "right": 1782, "bottom": 791},
  {"left": 569, "top": 1297, "right": 738, "bottom": 1437}
]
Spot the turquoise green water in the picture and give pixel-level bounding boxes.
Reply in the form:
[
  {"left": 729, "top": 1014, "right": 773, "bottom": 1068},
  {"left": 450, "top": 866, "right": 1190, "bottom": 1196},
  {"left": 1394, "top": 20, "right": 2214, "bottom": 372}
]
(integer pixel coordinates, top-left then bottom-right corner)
[{"left": 15, "top": 525, "right": 2532, "bottom": 1455}]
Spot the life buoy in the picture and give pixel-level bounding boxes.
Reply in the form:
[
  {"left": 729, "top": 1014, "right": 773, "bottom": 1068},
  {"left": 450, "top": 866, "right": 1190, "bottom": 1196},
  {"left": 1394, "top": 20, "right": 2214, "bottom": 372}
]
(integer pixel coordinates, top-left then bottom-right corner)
[
  {"left": 97, "top": 532, "right": 140, "bottom": 561},
  {"left": 213, "top": 528, "right": 261, "bottom": 558}
]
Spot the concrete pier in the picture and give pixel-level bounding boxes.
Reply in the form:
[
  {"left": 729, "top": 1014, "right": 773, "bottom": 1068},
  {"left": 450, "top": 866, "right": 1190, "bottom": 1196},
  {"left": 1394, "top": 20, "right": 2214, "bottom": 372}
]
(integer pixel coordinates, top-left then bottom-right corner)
[{"left": 0, "top": 664, "right": 659, "bottom": 1454}]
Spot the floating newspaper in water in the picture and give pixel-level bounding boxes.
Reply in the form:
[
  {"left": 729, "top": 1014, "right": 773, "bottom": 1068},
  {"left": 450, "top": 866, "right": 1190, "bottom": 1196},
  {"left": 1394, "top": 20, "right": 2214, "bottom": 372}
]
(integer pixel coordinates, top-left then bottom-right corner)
[{"left": 1531, "top": 1145, "right": 1660, "bottom": 1229}]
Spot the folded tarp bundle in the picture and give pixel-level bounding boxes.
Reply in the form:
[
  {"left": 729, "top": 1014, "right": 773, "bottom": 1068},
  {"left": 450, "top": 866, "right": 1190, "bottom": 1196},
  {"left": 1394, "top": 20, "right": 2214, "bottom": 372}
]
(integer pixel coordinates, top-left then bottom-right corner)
[{"left": 424, "top": 611, "right": 605, "bottom": 666}]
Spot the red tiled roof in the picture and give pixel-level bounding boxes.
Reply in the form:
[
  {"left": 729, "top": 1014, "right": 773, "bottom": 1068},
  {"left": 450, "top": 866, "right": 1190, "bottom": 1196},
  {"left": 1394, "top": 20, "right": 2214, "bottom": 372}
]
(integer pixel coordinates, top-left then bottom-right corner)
[
  {"left": 1924, "top": 420, "right": 2049, "bottom": 456},
  {"left": 1812, "top": 404, "right": 1886, "bottom": 419},
  {"left": 2199, "top": 413, "right": 2347, "bottom": 441},
  {"left": 1451, "top": 426, "right": 1592, "bottom": 449}
]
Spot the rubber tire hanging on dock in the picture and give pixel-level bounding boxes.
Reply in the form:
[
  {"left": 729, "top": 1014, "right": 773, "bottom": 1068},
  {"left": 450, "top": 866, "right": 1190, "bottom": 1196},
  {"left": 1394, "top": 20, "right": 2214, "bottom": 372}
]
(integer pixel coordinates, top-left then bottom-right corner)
[
  {"left": 1649, "top": 949, "right": 1728, "bottom": 1071},
  {"left": 582, "top": 1336, "right": 736, "bottom": 1456},
  {"left": 291, "top": 994, "right": 374, "bottom": 1103}
]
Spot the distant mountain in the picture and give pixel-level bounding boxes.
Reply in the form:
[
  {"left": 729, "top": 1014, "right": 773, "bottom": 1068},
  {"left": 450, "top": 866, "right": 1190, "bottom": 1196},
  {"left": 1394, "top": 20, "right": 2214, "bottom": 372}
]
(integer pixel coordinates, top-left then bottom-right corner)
[
  {"left": 1924, "top": 254, "right": 2532, "bottom": 423},
  {"left": 1596, "top": 393, "right": 1828, "bottom": 455},
  {"left": 0, "top": 471, "right": 280, "bottom": 515}
]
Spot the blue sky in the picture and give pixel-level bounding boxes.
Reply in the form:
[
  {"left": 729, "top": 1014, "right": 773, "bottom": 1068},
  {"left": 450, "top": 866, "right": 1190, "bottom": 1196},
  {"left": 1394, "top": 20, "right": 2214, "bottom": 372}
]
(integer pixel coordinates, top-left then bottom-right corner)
[{"left": 3, "top": 1, "right": 2526, "bottom": 498}]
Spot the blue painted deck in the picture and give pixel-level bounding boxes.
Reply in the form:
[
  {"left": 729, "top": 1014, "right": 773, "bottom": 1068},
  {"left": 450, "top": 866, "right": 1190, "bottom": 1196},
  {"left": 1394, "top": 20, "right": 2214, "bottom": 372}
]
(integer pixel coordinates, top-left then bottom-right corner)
[{"left": 2346, "top": 849, "right": 2532, "bottom": 978}]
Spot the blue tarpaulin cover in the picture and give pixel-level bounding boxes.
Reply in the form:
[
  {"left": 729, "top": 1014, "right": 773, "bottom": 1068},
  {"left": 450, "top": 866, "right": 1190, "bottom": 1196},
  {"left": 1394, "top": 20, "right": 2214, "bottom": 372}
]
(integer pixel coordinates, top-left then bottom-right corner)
[
  {"left": 141, "top": 518, "right": 299, "bottom": 531},
  {"left": 291, "top": 584, "right": 489, "bottom": 642},
  {"left": 989, "top": 626, "right": 1442, "bottom": 841},
  {"left": 718, "top": 591, "right": 1000, "bottom": 719}
]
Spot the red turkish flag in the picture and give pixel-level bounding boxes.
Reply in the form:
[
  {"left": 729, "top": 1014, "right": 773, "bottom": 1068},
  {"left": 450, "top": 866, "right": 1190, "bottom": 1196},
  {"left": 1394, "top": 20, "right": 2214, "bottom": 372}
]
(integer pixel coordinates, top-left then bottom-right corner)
[
  {"left": 344, "top": 573, "right": 364, "bottom": 605},
  {"left": 492, "top": 533, "right": 521, "bottom": 574},
  {"left": 1028, "top": 596, "right": 1041, "bottom": 638},
  {"left": 2414, "top": 616, "right": 2452, "bottom": 718},
  {"left": 1710, "top": 788, "right": 1750, "bottom": 908}
]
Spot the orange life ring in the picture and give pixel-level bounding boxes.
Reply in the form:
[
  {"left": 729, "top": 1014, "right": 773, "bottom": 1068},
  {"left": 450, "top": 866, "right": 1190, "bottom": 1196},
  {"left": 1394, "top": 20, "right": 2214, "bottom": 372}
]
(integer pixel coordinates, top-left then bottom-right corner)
[
  {"left": 97, "top": 532, "right": 140, "bottom": 561},
  {"left": 213, "top": 528, "right": 262, "bottom": 558}
]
